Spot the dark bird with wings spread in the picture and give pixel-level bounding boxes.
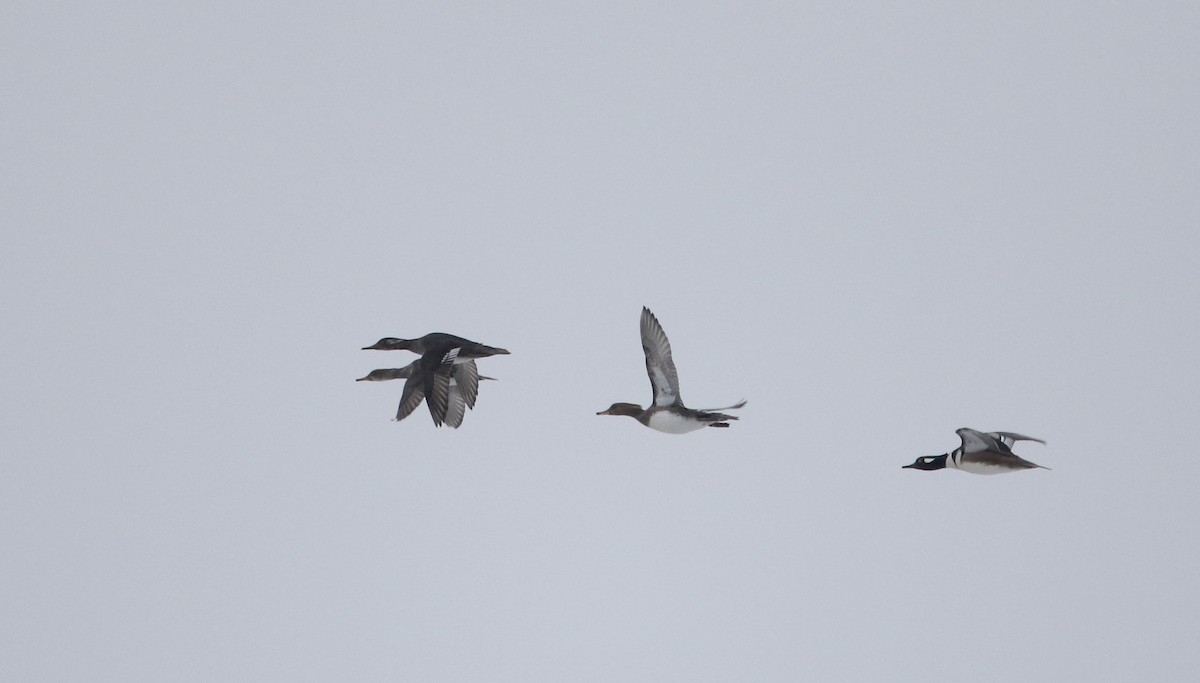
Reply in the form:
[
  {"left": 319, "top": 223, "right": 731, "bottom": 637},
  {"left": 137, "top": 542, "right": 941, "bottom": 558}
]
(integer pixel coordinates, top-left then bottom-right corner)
[
  {"left": 359, "top": 332, "right": 508, "bottom": 428},
  {"left": 356, "top": 360, "right": 494, "bottom": 429}
]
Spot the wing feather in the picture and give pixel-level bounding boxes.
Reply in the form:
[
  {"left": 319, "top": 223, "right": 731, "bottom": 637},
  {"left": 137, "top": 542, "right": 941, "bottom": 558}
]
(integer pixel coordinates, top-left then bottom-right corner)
[
  {"left": 640, "top": 307, "right": 682, "bottom": 407},
  {"left": 394, "top": 373, "right": 426, "bottom": 422},
  {"left": 956, "top": 428, "right": 997, "bottom": 454},
  {"left": 424, "top": 348, "right": 460, "bottom": 427},
  {"left": 958, "top": 428, "right": 1045, "bottom": 454},
  {"left": 455, "top": 360, "right": 481, "bottom": 409},
  {"left": 443, "top": 387, "right": 467, "bottom": 428},
  {"left": 988, "top": 431, "right": 1046, "bottom": 450}
]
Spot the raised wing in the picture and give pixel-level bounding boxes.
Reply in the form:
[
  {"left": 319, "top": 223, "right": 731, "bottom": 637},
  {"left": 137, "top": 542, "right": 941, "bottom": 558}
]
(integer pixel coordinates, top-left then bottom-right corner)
[
  {"left": 956, "top": 427, "right": 999, "bottom": 454},
  {"left": 640, "top": 307, "right": 682, "bottom": 407}
]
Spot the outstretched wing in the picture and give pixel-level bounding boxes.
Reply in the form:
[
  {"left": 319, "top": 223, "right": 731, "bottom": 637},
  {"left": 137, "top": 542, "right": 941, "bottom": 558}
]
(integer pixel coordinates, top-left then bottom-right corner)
[
  {"left": 424, "top": 347, "right": 460, "bottom": 427},
  {"left": 958, "top": 428, "right": 1045, "bottom": 454},
  {"left": 394, "top": 373, "right": 426, "bottom": 421},
  {"left": 640, "top": 307, "right": 682, "bottom": 407},
  {"left": 454, "top": 360, "right": 481, "bottom": 410},
  {"left": 443, "top": 386, "right": 467, "bottom": 428},
  {"left": 987, "top": 431, "right": 1046, "bottom": 452}
]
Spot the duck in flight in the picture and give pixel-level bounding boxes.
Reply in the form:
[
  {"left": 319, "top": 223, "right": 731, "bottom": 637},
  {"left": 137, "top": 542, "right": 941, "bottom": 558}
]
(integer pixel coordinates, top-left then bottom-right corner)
[
  {"left": 903, "top": 428, "right": 1048, "bottom": 474},
  {"left": 357, "top": 360, "right": 494, "bottom": 428},
  {"left": 362, "top": 333, "right": 509, "bottom": 361},
  {"left": 598, "top": 307, "right": 745, "bottom": 433},
  {"left": 361, "top": 332, "right": 508, "bottom": 427}
]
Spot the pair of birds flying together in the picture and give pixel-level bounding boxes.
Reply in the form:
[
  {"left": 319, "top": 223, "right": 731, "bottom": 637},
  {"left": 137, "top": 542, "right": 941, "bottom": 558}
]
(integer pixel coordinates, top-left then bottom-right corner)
[
  {"left": 357, "top": 333, "right": 509, "bottom": 428},
  {"left": 358, "top": 307, "right": 1048, "bottom": 474}
]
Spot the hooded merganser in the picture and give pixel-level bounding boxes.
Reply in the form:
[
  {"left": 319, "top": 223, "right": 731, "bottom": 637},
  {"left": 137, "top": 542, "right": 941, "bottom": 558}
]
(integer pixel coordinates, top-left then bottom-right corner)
[
  {"left": 598, "top": 307, "right": 745, "bottom": 433},
  {"left": 903, "top": 428, "right": 1048, "bottom": 474}
]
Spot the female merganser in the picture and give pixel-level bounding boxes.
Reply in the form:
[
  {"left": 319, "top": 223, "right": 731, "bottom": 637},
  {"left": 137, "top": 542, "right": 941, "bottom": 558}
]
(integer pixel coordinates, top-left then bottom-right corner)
[
  {"left": 362, "top": 333, "right": 509, "bottom": 361},
  {"left": 598, "top": 307, "right": 745, "bottom": 433},
  {"left": 356, "top": 360, "right": 494, "bottom": 428},
  {"left": 360, "top": 332, "right": 508, "bottom": 426}
]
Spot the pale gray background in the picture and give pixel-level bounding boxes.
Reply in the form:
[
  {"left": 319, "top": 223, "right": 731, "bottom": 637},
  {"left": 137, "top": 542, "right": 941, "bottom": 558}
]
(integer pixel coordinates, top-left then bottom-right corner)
[{"left": 3, "top": 2, "right": 1198, "bottom": 681}]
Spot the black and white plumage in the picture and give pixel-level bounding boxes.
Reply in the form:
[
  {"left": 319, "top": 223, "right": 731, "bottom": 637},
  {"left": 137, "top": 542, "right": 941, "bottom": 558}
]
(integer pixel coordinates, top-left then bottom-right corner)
[
  {"left": 597, "top": 307, "right": 746, "bottom": 433},
  {"left": 903, "top": 427, "right": 1048, "bottom": 474}
]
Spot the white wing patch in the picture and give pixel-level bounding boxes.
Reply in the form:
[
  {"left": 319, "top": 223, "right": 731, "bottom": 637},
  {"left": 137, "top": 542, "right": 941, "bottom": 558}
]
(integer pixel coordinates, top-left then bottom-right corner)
[{"left": 646, "top": 361, "right": 679, "bottom": 407}]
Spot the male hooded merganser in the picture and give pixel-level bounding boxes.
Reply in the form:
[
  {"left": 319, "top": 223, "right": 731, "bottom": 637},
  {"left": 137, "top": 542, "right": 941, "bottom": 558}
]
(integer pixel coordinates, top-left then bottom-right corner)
[
  {"left": 362, "top": 333, "right": 509, "bottom": 361},
  {"left": 597, "top": 307, "right": 745, "bottom": 433},
  {"left": 356, "top": 360, "right": 494, "bottom": 428},
  {"left": 903, "top": 428, "right": 1048, "bottom": 474}
]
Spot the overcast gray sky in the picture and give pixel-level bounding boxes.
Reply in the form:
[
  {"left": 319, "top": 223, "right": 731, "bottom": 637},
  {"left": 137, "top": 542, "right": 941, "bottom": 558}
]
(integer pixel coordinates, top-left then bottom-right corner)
[{"left": 3, "top": 2, "right": 1199, "bottom": 681}]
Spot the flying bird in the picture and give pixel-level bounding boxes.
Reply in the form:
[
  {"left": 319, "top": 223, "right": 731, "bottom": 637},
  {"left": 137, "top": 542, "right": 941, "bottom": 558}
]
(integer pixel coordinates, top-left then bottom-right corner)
[
  {"left": 360, "top": 332, "right": 508, "bottom": 427},
  {"left": 362, "top": 333, "right": 509, "bottom": 361},
  {"left": 356, "top": 360, "right": 494, "bottom": 428},
  {"left": 598, "top": 307, "right": 745, "bottom": 433},
  {"left": 903, "top": 428, "right": 1048, "bottom": 475}
]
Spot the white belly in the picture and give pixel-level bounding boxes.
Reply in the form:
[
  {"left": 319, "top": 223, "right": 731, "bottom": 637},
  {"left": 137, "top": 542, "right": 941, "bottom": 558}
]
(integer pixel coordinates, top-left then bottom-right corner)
[
  {"left": 647, "top": 411, "right": 706, "bottom": 434},
  {"left": 955, "top": 460, "right": 1012, "bottom": 475}
]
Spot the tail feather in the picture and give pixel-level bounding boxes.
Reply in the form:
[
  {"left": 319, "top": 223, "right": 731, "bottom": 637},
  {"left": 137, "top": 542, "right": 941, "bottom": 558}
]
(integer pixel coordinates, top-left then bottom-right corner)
[{"left": 700, "top": 399, "right": 747, "bottom": 412}]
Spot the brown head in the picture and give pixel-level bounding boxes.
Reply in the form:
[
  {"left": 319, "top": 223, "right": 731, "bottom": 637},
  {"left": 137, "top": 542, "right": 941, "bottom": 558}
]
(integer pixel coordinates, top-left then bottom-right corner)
[
  {"left": 597, "top": 402, "right": 644, "bottom": 418},
  {"left": 355, "top": 367, "right": 412, "bottom": 382},
  {"left": 362, "top": 337, "right": 414, "bottom": 351}
]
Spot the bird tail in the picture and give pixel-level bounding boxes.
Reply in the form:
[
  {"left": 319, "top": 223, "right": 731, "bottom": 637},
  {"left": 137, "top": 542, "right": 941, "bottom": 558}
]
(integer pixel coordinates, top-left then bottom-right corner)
[{"left": 700, "top": 399, "right": 747, "bottom": 412}]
